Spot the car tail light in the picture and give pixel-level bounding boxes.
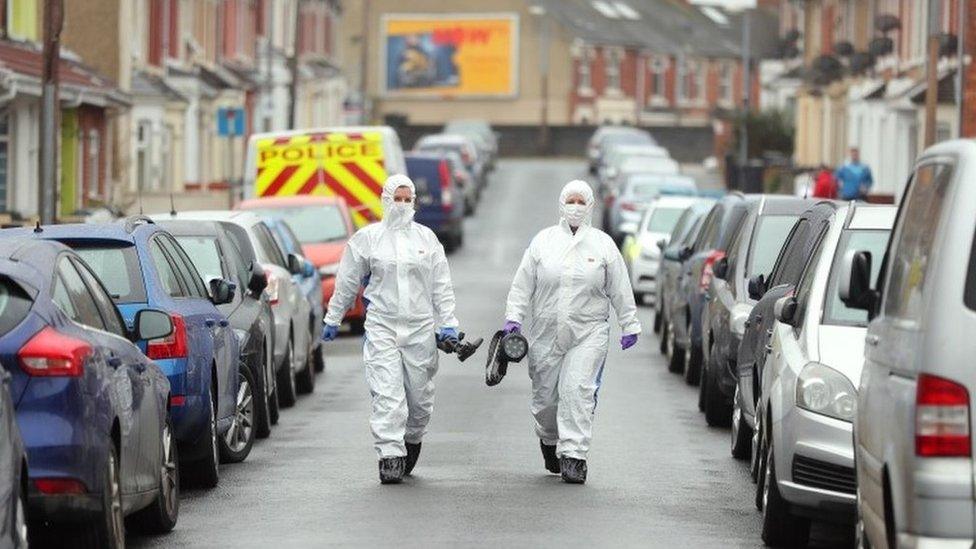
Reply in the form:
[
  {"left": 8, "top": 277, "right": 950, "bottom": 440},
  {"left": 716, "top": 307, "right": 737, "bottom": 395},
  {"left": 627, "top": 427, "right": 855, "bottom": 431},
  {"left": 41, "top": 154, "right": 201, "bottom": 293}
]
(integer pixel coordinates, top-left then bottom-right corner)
[
  {"left": 620, "top": 201, "right": 637, "bottom": 212},
  {"left": 438, "top": 160, "right": 453, "bottom": 212},
  {"left": 264, "top": 271, "right": 280, "bottom": 305},
  {"left": 169, "top": 395, "right": 186, "bottom": 407},
  {"left": 34, "top": 478, "right": 87, "bottom": 495},
  {"left": 916, "top": 374, "right": 971, "bottom": 457},
  {"left": 146, "top": 314, "right": 188, "bottom": 360},
  {"left": 18, "top": 327, "right": 91, "bottom": 377},
  {"left": 699, "top": 250, "right": 726, "bottom": 292}
]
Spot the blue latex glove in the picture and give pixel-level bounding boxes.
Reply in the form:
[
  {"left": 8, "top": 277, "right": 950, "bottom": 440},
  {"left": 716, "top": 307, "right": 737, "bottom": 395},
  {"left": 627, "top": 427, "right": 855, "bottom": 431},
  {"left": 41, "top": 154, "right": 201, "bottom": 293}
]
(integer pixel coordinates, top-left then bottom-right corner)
[
  {"left": 437, "top": 327, "right": 459, "bottom": 343},
  {"left": 502, "top": 321, "right": 521, "bottom": 335},
  {"left": 322, "top": 324, "right": 339, "bottom": 342},
  {"left": 621, "top": 333, "right": 638, "bottom": 350}
]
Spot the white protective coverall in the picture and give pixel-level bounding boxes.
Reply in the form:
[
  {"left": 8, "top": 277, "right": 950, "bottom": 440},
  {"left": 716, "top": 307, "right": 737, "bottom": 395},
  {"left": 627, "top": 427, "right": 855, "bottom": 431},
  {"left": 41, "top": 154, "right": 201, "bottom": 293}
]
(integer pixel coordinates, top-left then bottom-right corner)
[
  {"left": 505, "top": 180, "right": 641, "bottom": 460},
  {"left": 325, "top": 174, "right": 459, "bottom": 458}
]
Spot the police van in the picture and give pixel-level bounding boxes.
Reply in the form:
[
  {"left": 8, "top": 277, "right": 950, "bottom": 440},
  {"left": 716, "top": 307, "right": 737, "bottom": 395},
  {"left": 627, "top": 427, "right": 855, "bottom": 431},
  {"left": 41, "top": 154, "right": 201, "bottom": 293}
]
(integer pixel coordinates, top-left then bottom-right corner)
[{"left": 243, "top": 126, "right": 407, "bottom": 227}]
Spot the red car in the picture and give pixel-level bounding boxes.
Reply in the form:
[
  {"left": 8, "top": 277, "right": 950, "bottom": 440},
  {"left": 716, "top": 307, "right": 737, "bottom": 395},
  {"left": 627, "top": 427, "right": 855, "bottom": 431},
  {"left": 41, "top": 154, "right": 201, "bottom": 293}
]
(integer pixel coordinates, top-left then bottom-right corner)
[{"left": 237, "top": 195, "right": 367, "bottom": 332}]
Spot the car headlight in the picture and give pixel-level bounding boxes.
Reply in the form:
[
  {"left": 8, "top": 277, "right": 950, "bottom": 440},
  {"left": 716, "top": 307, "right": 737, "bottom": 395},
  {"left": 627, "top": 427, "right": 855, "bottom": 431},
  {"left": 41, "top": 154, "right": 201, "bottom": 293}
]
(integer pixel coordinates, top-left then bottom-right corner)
[
  {"left": 318, "top": 263, "right": 339, "bottom": 277},
  {"left": 795, "top": 362, "right": 857, "bottom": 422}
]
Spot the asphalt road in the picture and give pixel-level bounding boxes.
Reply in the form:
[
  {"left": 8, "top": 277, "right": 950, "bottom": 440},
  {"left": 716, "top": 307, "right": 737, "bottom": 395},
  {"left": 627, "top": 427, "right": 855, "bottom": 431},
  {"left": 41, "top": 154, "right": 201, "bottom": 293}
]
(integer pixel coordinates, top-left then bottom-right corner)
[{"left": 130, "top": 159, "right": 850, "bottom": 548}]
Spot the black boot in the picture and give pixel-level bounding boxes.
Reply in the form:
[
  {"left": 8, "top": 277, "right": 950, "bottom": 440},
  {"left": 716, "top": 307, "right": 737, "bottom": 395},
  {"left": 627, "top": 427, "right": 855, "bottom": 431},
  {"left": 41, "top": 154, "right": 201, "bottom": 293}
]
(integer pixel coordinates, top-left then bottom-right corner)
[
  {"left": 378, "top": 457, "right": 406, "bottom": 484},
  {"left": 540, "top": 441, "right": 559, "bottom": 474},
  {"left": 560, "top": 457, "right": 587, "bottom": 484},
  {"left": 405, "top": 443, "right": 422, "bottom": 476}
]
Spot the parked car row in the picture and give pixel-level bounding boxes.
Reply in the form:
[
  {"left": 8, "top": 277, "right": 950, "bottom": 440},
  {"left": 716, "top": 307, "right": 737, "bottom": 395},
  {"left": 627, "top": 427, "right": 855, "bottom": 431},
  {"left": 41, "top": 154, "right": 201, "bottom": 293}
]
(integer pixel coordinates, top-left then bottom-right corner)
[
  {"left": 0, "top": 205, "right": 336, "bottom": 546},
  {"left": 407, "top": 119, "right": 499, "bottom": 253}
]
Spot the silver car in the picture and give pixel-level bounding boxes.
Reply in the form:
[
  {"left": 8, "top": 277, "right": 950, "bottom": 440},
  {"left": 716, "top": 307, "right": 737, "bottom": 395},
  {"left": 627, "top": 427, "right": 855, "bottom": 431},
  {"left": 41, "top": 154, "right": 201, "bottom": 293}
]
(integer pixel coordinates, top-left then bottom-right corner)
[
  {"left": 605, "top": 172, "right": 695, "bottom": 242},
  {"left": 841, "top": 139, "right": 976, "bottom": 548},
  {"left": 621, "top": 196, "right": 700, "bottom": 305},
  {"left": 755, "top": 203, "right": 895, "bottom": 546},
  {"left": 154, "top": 211, "right": 315, "bottom": 409}
]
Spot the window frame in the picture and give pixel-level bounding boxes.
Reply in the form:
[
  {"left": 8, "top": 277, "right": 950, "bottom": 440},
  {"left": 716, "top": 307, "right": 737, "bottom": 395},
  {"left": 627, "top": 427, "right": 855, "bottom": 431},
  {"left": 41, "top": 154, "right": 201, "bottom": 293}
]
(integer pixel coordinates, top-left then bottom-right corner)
[
  {"left": 53, "top": 255, "right": 107, "bottom": 331},
  {"left": 70, "top": 256, "right": 127, "bottom": 338}
]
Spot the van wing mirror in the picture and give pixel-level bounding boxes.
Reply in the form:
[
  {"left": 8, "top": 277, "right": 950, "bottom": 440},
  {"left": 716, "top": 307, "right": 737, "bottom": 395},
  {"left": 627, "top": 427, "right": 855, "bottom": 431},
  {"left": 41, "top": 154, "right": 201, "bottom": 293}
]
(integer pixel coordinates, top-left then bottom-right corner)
[{"left": 839, "top": 250, "right": 878, "bottom": 315}]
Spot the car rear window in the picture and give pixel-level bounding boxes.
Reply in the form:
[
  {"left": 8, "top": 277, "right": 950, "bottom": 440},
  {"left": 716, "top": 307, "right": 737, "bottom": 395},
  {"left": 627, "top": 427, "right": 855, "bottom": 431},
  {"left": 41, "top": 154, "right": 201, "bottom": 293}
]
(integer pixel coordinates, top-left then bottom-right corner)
[
  {"left": 175, "top": 236, "right": 225, "bottom": 284},
  {"left": 246, "top": 206, "right": 347, "bottom": 244},
  {"left": 747, "top": 215, "right": 799, "bottom": 278},
  {"left": 645, "top": 207, "right": 686, "bottom": 234},
  {"left": 824, "top": 230, "right": 891, "bottom": 325},
  {"left": 73, "top": 244, "right": 147, "bottom": 303},
  {"left": 0, "top": 276, "right": 31, "bottom": 336}
]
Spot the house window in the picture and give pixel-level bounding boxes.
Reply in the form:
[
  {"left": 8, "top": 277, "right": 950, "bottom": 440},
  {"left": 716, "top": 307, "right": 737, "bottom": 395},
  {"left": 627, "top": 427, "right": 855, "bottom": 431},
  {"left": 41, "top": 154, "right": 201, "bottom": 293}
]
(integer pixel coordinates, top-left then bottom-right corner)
[
  {"left": 136, "top": 120, "right": 153, "bottom": 192},
  {"left": 648, "top": 56, "right": 669, "bottom": 104},
  {"left": 578, "top": 53, "right": 592, "bottom": 91},
  {"left": 86, "top": 130, "right": 100, "bottom": 200},
  {"left": 678, "top": 58, "right": 704, "bottom": 103},
  {"left": 0, "top": 112, "right": 8, "bottom": 212},
  {"left": 606, "top": 49, "right": 622, "bottom": 91},
  {"left": 717, "top": 61, "right": 733, "bottom": 105}
]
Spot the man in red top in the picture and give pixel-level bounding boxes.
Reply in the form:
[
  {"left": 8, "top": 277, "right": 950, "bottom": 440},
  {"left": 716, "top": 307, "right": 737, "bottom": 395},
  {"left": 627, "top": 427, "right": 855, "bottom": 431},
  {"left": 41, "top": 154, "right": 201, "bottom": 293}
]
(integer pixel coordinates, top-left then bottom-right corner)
[{"left": 811, "top": 165, "right": 837, "bottom": 199}]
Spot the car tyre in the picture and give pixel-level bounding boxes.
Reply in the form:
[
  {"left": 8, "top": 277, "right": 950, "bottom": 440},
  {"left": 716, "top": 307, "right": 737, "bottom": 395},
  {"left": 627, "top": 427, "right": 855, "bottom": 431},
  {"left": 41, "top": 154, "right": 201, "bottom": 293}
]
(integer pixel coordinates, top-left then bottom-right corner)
[
  {"left": 186, "top": 388, "right": 220, "bottom": 489},
  {"left": 276, "top": 335, "right": 298, "bottom": 408},
  {"left": 255, "top": 342, "right": 273, "bottom": 438},
  {"left": 14, "top": 472, "right": 27, "bottom": 549},
  {"left": 683, "top": 344, "right": 702, "bottom": 385},
  {"left": 296, "top": 344, "right": 316, "bottom": 395},
  {"left": 703, "top": 350, "right": 732, "bottom": 427},
  {"left": 128, "top": 417, "right": 179, "bottom": 534},
  {"left": 760, "top": 440, "right": 810, "bottom": 547},
  {"left": 666, "top": 320, "right": 684, "bottom": 373},
  {"left": 313, "top": 343, "right": 325, "bottom": 374},
  {"left": 653, "top": 308, "right": 662, "bottom": 334},
  {"left": 219, "top": 365, "right": 256, "bottom": 463},
  {"left": 85, "top": 445, "right": 125, "bottom": 549},
  {"left": 659, "top": 311, "right": 669, "bottom": 355},
  {"left": 730, "top": 386, "right": 752, "bottom": 460}
]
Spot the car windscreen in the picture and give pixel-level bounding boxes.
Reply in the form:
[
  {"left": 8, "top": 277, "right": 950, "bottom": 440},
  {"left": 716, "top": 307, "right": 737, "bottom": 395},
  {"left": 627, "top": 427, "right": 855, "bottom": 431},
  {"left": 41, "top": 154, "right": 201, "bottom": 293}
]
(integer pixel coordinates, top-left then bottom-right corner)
[
  {"left": 747, "top": 215, "right": 799, "bottom": 278},
  {"left": 175, "top": 236, "right": 225, "bottom": 284},
  {"left": 823, "top": 229, "right": 891, "bottom": 326},
  {"left": 0, "top": 276, "right": 31, "bottom": 336},
  {"left": 246, "top": 206, "right": 347, "bottom": 244},
  {"left": 645, "top": 207, "right": 686, "bottom": 234},
  {"left": 73, "top": 244, "right": 148, "bottom": 303}
]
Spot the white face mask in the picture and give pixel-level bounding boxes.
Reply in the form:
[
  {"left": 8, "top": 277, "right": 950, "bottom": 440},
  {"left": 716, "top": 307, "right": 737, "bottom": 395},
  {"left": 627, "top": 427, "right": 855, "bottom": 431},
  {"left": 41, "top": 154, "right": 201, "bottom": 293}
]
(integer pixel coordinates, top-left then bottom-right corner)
[
  {"left": 561, "top": 203, "right": 589, "bottom": 227},
  {"left": 384, "top": 201, "right": 415, "bottom": 228}
]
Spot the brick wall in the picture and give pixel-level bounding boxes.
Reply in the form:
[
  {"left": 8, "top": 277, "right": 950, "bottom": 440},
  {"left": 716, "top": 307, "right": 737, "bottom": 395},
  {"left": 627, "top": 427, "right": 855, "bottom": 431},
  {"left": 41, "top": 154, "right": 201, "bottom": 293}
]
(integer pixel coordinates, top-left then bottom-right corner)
[{"left": 963, "top": 0, "right": 976, "bottom": 137}]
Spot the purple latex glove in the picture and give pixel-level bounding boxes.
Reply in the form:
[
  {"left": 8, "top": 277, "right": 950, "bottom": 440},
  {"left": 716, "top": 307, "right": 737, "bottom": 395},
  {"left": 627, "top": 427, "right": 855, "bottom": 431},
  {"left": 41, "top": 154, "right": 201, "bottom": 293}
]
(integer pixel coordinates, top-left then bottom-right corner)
[
  {"left": 502, "top": 320, "right": 521, "bottom": 335},
  {"left": 621, "top": 334, "right": 638, "bottom": 350}
]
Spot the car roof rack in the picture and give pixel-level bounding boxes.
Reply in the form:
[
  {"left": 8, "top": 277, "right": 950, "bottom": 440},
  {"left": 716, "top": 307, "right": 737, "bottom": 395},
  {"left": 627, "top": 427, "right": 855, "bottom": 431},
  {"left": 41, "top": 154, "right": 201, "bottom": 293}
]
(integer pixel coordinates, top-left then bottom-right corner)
[{"left": 123, "top": 215, "right": 156, "bottom": 233}]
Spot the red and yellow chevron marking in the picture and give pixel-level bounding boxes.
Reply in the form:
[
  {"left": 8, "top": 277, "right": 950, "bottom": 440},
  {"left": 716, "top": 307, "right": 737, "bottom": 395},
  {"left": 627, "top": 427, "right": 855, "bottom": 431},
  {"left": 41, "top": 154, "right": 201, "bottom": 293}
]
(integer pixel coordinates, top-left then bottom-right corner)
[{"left": 254, "top": 131, "right": 387, "bottom": 227}]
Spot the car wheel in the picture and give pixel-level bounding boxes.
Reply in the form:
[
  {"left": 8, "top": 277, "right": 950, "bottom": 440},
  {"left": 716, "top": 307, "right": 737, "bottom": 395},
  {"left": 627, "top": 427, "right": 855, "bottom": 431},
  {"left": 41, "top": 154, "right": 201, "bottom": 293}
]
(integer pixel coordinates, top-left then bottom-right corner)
[
  {"left": 255, "top": 342, "right": 273, "bottom": 438},
  {"left": 313, "top": 343, "right": 325, "bottom": 373},
  {"left": 85, "top": 445, "right": 125, "bottom": 548},
  {"left": 128, "top": 416, "right": 179, "bottom": 534},
  {"left": 296, "top": 343, "right": 316, "bottom": 395},
  {"left": 659, "top": 312, "right": 668, "bottom": 355},
  {"left": 754, "top": 416, "right": 767, "bottom": 509},
  {"left": 266, "top": 341, "right": 279, "bottom": 426},
  {"left": 666, "top": 320, "right": 684, "bottom": 373},
  {"left": 703, "top": 350, "right": 732, "bottom": 427},
  {"left": 219, "top": 365, "right": 256, "bottom": 464},
  {"left": 760, "top": 440, "right": 810, "bottom": 546},
  {"left": 730, "top": 386, "right": 752, "bottom": 460},
  {"left": 276, "top": 335, "right": 298, "bottom": 408},
  {"left": 187, "top": 389, "right": 220, "bottom": 489},
  {"left": 653, "top": 308, "right": 662, "bottom": 334},
  {"left": 14, "top": 472, "right": 27, "bottom": 548},
  {"left": 751, "top": 412, "right": 763, "bottom": 483},
  {"left": 697, "top": 357, "right": 708, "bottom": 412},
  {"left": 683, "top": 343, "right": 702, "bottom": 386}
]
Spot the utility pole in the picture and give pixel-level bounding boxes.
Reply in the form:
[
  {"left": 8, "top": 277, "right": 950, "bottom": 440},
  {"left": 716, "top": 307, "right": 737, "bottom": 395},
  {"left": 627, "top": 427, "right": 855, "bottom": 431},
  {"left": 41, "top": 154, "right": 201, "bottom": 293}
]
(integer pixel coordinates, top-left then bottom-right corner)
[
  {"left": 923, "top": 0, "right": 941, "bottom": 148},
  {"left": 38, "top": 0, "right": 63, "bottom": 224},
  {"left": 288, "top": 0, "right": 303, "bottom": 129}
]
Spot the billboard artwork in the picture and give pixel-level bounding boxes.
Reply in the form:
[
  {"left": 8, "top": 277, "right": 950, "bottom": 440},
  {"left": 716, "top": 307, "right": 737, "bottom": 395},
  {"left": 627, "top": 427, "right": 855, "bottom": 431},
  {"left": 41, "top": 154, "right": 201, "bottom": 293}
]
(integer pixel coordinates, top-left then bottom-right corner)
[{"left": 382, "top": 13, "right": 519, "bottom": 98}]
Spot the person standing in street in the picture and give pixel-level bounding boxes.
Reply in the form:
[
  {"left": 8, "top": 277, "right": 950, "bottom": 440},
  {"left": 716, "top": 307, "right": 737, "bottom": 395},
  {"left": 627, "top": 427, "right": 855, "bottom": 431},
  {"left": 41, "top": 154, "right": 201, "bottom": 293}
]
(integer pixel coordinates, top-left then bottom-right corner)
[
  {"left": 811, "top": 164, "right": 837, "bottom": 199},
  {"left": 322, "top": 174, "right": 461, "bottom": 485},
  {"left": 501, "top": 179, "right": 641, "bottom": 485},
  {"left": 834, "top": 147, "right": 873, "bottom": 201}
]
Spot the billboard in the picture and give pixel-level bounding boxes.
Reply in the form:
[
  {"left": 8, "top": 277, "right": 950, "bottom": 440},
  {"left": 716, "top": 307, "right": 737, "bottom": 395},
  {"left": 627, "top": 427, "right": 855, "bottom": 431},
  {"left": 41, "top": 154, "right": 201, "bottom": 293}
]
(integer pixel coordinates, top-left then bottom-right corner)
[{"left": 381, "top": 13, "right": 519, "bottom": 98}]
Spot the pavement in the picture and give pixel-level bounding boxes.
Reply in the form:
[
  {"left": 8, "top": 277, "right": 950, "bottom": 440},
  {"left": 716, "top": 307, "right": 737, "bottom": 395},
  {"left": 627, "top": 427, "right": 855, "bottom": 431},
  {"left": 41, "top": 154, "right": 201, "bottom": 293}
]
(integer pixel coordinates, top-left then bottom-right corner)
[{"left": 129, "top": 159, "right": 850, "bottom": 548}]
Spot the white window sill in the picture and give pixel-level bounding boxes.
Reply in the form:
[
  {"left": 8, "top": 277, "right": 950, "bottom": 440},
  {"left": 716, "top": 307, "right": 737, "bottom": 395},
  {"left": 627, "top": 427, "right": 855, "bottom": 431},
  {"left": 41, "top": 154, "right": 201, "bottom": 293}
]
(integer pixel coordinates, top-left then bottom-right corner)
[{"left": 577, "top": 87, "right": 595, "bottom": 98}]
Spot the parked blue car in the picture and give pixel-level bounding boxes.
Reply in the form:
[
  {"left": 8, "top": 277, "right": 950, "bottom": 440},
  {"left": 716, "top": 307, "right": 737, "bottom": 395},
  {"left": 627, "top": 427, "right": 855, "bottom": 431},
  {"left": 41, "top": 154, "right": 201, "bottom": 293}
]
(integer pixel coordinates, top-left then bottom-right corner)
[
  {"left": 3, "top": 217, "right": 242, "bottom": 488},
  {"left": 406, "top": 152, "right": 465, "bottom": 252},
  {"left": 0, "top": 237, "right": 177, "bottom": 546},
  {"left": 264, "top": 218, "right": 324, "bottom": 376}
]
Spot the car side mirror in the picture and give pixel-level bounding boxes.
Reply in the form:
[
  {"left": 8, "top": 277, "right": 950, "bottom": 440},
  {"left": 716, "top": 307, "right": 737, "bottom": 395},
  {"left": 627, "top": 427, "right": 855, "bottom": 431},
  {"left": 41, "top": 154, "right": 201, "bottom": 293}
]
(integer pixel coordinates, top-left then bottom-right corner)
[
  {"left": 748, "top": 274, "right": 766, "bottom": 300},
  {"left": 774, "top": 295, "right": 799, "bottom": 327},
  {"left": 679, "top": 245, "right": 694, "bottom": 261},
  {"left": 209, "top": 278, "right": 236, "bottom": 305},
  {"left": 713, "top": 257, "right": 729, "bottom": 281},
  {"left": 839, "top": 250, "right": 878, "bottom": 316},
  {"left": 656, "top": 238, "right": 667, "bottom": 251},
  {"left": 247, "top": 262, "right": 268, "bottom": 295},
  {"left": 287, "top": 253, "right": 305, "bottom": 276},
  {"left": 302, "top": 260, "right": 316, "bottom": 278},
  {"left": 133, "top": 309, "right": 173, "bottom": 342}
]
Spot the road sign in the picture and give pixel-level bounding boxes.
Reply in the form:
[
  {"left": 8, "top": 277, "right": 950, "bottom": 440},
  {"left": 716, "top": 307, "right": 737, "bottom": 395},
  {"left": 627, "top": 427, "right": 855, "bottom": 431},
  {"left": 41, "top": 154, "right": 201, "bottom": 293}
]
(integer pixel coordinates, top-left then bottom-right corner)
[{"left": 218, "top": 107, "right": 246, "bottom": 137}]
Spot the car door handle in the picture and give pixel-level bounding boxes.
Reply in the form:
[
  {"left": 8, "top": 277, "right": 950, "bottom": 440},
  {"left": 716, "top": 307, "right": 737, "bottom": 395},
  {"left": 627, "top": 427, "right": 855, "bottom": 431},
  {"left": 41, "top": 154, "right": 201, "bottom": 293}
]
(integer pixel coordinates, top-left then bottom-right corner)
[
  {"left": 107, "top": 355, "right": 122, "bottom": 369},
  {"left": 865, "top": 334, "right": 880, "bottom": 346},
  {"left": 218, "top": 319, "right": 229, "bottom": 328},
  {"left": 205, "top": 319, "right": 217, "bottom": 328}
]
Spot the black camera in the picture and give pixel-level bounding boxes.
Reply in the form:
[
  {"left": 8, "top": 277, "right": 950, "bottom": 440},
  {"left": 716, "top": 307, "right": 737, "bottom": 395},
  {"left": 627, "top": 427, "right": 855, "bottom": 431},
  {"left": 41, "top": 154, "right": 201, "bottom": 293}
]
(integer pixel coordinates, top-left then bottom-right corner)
[{"left": 436, "top": 332, "right": 483, "bottom": 362}]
